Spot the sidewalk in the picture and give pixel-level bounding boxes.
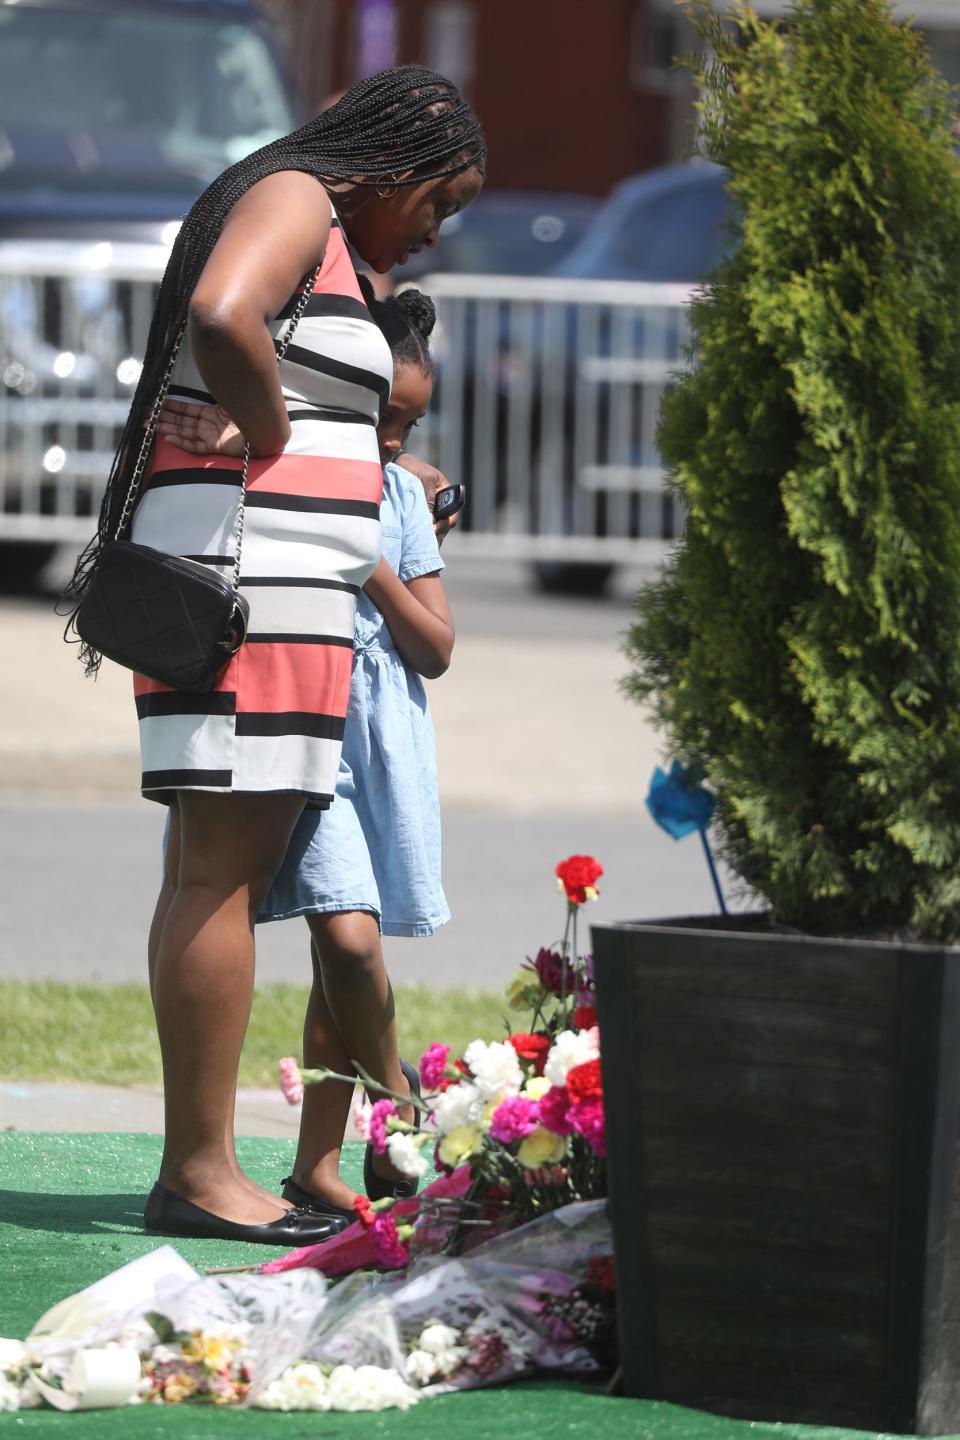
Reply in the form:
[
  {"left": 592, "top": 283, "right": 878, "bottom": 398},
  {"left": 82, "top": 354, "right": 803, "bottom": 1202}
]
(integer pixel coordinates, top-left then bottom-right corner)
[
  {"left": 0, "top": 597, "right": 661, "bottom": 813},
  {"left": 0, "top": 1081, "right": 366, "bottom": 1139}
]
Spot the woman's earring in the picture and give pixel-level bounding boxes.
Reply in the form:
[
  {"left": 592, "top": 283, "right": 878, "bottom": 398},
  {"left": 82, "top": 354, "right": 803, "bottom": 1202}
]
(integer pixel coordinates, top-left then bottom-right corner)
[{"left": 376, "top": 177, "right": 400, "bottom": 200}]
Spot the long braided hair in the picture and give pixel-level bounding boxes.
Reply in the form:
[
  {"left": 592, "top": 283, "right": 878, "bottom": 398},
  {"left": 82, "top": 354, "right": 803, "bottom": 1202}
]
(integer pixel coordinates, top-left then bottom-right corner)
[{"left": 64, "top": 65, "right": 484, "bottom": 673}]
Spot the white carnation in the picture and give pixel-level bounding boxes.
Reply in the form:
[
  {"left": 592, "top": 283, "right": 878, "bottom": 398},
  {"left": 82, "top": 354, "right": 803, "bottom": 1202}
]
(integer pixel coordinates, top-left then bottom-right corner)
[
  {"left": 418, "top": 1322, "right": 461, "bottom": 1356},
  {"left": 256, "top": 1362, "right": 330, "bottom": 1411},
  {"left": 463, "top": 1040, "right": 523, "bottom": 1101},
  {"left": 0, "top": 1376, "right": 21, "bottom": 1412},
  {"left": 386, "top": 1132, "right": 430, "bottom": 1179},
  {"left": 432, "top": 1081, "right": 483, "bottom": 1134},
  {"left": 544, "top": 1028, "right": 600, "bottom": 1088},
  {"left": 327, "top": 1364, "right": 418, "bottom": 1412},
  {"left": 405, "top": 1349, "right": 437, "bottom": 1385},
  {"left": 0, "top": 1340, "right": 27, "bottom": 1374}
]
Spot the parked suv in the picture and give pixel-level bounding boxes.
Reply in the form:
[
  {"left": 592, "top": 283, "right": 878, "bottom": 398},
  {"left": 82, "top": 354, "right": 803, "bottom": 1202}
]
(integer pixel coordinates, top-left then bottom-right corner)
[{"left": 0, "top": 0, "right": 297, "bottom": 581}]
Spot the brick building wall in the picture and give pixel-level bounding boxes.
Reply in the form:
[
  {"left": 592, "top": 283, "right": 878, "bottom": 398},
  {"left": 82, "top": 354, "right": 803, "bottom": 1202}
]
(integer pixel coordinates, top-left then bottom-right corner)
[{"left": 258, "top": 0, "right": 687, "bottom": 196}]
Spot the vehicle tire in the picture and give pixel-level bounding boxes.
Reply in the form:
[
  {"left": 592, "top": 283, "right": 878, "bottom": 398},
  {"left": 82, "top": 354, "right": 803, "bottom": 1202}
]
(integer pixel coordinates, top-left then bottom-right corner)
[
  {"left": 0, "top": 541, "right": 58, "bottom": 591},
  {"left": 532, "top": 560, "right": 615, "bottom": 596}
]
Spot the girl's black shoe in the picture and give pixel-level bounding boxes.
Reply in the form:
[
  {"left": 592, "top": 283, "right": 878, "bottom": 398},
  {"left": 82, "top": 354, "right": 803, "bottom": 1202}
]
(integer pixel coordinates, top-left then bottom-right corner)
[
  {"left": 280, "top": 1175, "right": 356, "bottom": 1229},
  {"left": 363, "top": 1058, "right": 423, "bottom": 1202}
]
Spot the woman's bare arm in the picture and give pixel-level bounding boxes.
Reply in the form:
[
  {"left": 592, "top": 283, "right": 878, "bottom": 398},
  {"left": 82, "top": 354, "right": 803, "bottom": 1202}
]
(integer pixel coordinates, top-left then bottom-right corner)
[
  {"left": 186, "top": 171, "right": 332, "bottom": 457},
  {"left": 362, "top": 561, "right": 454, "bottom": 679}
]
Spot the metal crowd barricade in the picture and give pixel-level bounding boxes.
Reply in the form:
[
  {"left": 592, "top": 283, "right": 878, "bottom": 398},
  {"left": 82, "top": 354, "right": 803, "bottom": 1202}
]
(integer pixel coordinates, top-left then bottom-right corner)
[
  {"left": 0, "top": 251, "right": 694, "bottom": 565},
  {"left": 0, "top": 240, "right": 166, "bottom": 545},
  {"left": 409, "top": 273, "right": 695, "bottom": 564}
]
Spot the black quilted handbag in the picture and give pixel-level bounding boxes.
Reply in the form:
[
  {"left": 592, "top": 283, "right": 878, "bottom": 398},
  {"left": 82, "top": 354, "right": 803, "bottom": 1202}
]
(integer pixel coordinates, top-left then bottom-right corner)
[{"left": 76, "top": 272, "right": 315, "bottom": 691}]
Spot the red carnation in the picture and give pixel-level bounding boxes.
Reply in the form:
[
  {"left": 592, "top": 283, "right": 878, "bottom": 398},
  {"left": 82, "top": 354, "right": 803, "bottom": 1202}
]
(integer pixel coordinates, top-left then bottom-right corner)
[
  {"left": 508, "top": 1031, "right": 551, "bottom": 1075},
  {"left": 573, "top": 1004, "right": 597, "bottom": 1031},
  {"left": 556, "top": 854, "right": 604, "bottom": 907},
  {"left": 566, "top": 1058, "right": 603, "bottom": 1105}
]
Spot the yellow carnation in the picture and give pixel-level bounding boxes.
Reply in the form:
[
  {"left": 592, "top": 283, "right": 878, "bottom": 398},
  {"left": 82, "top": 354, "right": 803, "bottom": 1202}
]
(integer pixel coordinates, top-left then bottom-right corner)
[
  {"left": 183, "top": 1332, "right": 234, "bottom": 1371},
  {"left": 517, "top": 1125, "right": 566, "bottom": 1169},
  {"left": 523, "top": 1076, "right": 551, "bottom": 1101},
  {"left": 437, "top": 1123, "right": 483, "bottom": 1168}
]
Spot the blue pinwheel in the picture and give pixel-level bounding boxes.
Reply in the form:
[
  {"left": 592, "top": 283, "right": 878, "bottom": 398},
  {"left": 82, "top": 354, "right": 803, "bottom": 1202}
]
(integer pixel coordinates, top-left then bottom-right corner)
[{"left": 645, "top": 761, "right": 727, "bottom": 914}]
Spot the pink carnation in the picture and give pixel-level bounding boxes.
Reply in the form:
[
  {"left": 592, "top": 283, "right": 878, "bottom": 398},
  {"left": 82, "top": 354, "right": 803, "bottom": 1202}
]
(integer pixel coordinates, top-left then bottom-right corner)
[
  {"left": 278, "top": 1057, "right": 304, "bottom": 1107},
  {"left": 368, "top": 1098, "right": 398, "bottom": 1155},
  {"left": 489, "top": 1095, "right": 540, "bottom": 1145},
  {"left": 570, "top": 1098, "right": 606, "bottom": 1156},
  {"left": 538, "top": 1084, "right": 574, "bottom": 1137},
  {"left": 419, "top": 1042, "right": 451, "bottom": 1091},
  {"left": 371, "top": 1213, "right": 409, "bottom": 1269}
]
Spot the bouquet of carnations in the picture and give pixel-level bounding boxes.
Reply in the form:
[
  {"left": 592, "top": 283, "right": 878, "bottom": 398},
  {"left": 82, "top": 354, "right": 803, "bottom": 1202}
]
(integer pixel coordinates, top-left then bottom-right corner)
[{"left": 275, "top": 854, "right": 607, "bottom": 1273}]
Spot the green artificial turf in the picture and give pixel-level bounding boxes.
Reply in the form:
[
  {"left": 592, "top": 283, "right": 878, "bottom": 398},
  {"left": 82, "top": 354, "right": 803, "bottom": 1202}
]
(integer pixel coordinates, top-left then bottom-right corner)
[
  {"left": 0, "top": 983, "right": 509, "bottom": 1088},
  {"left": 0, "top": 1133, "right": 940, "bottom": 1440}
]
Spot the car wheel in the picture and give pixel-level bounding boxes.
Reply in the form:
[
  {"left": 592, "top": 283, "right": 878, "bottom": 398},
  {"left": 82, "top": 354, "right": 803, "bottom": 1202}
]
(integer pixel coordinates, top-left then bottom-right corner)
[
  {"left": 0, "top": 541, "right": 58, "bottom": 591},
  {"left": 532, "top": 560, "right": 615, "bottom": 596}
]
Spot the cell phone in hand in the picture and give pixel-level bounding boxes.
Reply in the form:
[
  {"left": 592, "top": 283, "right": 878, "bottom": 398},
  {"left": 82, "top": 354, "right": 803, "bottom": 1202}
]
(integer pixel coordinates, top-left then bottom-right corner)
[{"left": 433, "top": 483, "right": 466, "bottom": 521}]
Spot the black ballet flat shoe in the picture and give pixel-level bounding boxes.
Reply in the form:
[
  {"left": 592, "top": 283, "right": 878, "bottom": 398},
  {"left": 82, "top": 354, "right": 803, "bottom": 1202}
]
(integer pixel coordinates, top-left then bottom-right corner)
[
  {"left": 143, "top": 1181, "right": 347, "bottom": 1248},
  {"left": 280, "top": 1175, "right": 356, "bottom": 1228},
  {"left": 364, "top": 1058, "right": 423, "bottom": 1203}
]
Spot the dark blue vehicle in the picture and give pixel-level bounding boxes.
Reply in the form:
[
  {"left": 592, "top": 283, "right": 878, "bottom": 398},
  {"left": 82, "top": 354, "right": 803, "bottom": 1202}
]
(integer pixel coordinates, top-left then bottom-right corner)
[
  {"left": 0, "top": 0, "right": 298, "bottom": 581},
  {"left": 0, "top": 0, "right": 297, "bottom": 243},
  {"left": 552, "top": 161, "right": 732, "bottom": 283},
  {"left": 400, "top": 191, "right": 597, "bottom": 280}
]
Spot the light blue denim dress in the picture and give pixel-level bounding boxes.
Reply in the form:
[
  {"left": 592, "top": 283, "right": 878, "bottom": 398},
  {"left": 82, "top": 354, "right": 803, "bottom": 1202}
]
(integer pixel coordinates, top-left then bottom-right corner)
[{"left": 259, "top": 463, "right": 450, "bottom": 936}]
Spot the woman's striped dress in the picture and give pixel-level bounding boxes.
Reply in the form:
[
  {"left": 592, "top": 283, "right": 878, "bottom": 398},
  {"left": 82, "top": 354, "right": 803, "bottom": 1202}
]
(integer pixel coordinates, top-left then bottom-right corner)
[{"left": 130, "top": 218, "right": 393, "bottom": 808}]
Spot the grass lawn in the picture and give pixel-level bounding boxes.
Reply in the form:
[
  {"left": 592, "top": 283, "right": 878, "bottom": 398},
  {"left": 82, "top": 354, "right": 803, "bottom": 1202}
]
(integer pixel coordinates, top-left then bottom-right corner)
[{"left": 0, "top": 982, "right": 508, "bottom": 1088}]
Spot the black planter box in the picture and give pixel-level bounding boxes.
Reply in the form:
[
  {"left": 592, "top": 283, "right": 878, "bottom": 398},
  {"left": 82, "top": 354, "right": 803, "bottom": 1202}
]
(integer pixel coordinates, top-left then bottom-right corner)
[{"left": 592, "top": 916, "right": 960, "bottom": 1434}]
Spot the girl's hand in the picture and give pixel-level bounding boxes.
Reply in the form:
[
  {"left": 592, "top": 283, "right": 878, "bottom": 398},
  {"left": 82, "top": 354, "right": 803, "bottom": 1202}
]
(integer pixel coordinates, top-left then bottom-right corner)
[
  {"left": 157, "top": 398, "right": 247, "bottom": 457},
  {"left": 395, "top": 452, "right": 458, "bottom": 545}
]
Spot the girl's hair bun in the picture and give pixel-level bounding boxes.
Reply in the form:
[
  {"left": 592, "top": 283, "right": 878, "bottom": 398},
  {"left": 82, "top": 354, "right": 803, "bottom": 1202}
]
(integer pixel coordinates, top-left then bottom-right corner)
[{"left": 395, "top": 287, "right": 437, "bottom": 341}]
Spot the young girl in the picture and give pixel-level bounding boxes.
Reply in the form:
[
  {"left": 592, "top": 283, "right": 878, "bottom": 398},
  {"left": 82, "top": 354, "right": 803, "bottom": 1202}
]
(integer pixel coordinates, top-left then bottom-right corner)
[{"left": 259, "top": 281, "right": 453, "bottom": 1226}]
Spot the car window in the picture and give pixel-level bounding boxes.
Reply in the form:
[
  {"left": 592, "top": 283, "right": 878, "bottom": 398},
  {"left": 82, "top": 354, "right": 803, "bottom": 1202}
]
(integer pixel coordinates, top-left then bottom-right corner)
[
  {"left": 608, "top": 180, "right": 732, "bottom": 281},
  {"left": 0, "top": 6, "right": 294, "bottom": 184}
]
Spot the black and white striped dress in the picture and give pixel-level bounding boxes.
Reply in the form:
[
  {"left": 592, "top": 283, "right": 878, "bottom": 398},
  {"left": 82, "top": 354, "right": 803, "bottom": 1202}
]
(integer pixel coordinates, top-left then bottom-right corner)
[{"left": 130, "top": 218, "right": 393, "bottom": 808}]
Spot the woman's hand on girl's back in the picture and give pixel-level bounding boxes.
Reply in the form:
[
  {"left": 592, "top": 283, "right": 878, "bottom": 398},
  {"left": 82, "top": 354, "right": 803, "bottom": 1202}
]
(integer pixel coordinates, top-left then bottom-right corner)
[{"left": 158, "top": 397, "right": 247, "bottom": 458}]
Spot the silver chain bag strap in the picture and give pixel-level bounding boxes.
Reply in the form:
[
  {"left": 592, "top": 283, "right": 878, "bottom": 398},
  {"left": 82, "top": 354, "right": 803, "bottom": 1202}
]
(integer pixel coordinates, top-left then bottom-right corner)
[{"left": 76, "top": 270, "right": 317, "bottom": 692}]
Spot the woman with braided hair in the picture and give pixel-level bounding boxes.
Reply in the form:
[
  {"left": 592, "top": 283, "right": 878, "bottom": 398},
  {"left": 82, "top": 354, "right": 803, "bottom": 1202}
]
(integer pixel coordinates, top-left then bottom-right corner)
[{"left": 64, "top": 66, "right": 483, "bottom": 1246}]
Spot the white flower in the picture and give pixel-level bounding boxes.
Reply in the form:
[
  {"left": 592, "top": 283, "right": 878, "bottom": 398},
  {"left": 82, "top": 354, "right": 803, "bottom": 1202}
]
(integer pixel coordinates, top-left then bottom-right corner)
[
  {"left": 463, "top": 1040, "right": 523, "bottom": 1101},
  {"left": 0, "top": 1375, "right": 21, "bottom": 1412},
  {"left": 386, "top": 1132, "right": 430, "bottom": 1179},
  {"left": 0, "top": 1339, "right": 27, "bottom": 1374},
  {"left": 326, "top": 1364, "right": 418, "bottom": 1412},
  {"left": 432, "top": 1081, "right": 483, "bottom": 1134},
  {"left": 418, "top": 1322, "right": 460, "bottom": 1356},
  {"left": 405, "top": 1349, "right": 437, "bottom": 1385},
  {"left": 256, "top": 1362, "right": 330, "bottom": 1411},
  {"left": 544, "top": 1028, "right": 600, "bottom": 1088}
]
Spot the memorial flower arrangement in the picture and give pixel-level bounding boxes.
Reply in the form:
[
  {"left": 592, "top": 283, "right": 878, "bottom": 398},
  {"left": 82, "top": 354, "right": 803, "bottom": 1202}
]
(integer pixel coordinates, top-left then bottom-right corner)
[
  {"left": 0, "top": 857, "right": 614, "bottom": 1415},
  {"left": 275, "top": 854, "right": 607, "bottom": 1271}
]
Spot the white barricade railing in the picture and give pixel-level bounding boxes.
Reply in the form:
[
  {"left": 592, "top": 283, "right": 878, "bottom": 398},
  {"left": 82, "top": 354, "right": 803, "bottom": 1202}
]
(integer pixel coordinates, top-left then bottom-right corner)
[
  {"left": 409, "top": 273, "right": 695, "bottom": 564},
  {"left": 0, "top": 253, "right": 694, "bottom": 562}
]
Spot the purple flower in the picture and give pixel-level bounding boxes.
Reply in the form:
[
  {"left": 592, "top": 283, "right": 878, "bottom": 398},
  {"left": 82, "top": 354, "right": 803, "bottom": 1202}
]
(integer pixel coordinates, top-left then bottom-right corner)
[
  {"left": 532, "top": 947, "right": 575, "bottom": 997},
  {"left": 489, "top": 1095, "right": 540, "bottom": 1144},
  {"left": 419, "top": 1042, "right": 451, "bottom": 1091},
  {"left": 368, "top": 1098, "right": 398, "bottom": 1155}
]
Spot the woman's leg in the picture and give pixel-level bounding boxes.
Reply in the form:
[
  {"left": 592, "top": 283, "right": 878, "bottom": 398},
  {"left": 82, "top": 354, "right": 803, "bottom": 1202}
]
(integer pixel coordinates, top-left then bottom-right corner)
[
  {"left": 151, "top": 789, "right": 305, "bottom": 1224},
  {"left": 147, "top": 800, "right": 281, "bottom": 1206},
  {"left": 297, "top": 911, "right": 415, "bottom": 1193}
]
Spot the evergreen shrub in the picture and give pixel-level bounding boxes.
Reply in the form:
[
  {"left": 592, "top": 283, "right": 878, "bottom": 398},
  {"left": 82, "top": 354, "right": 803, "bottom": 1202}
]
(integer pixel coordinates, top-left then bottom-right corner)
[{"left": 624, "top": 0, "right": 960, "bottom": 939}]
